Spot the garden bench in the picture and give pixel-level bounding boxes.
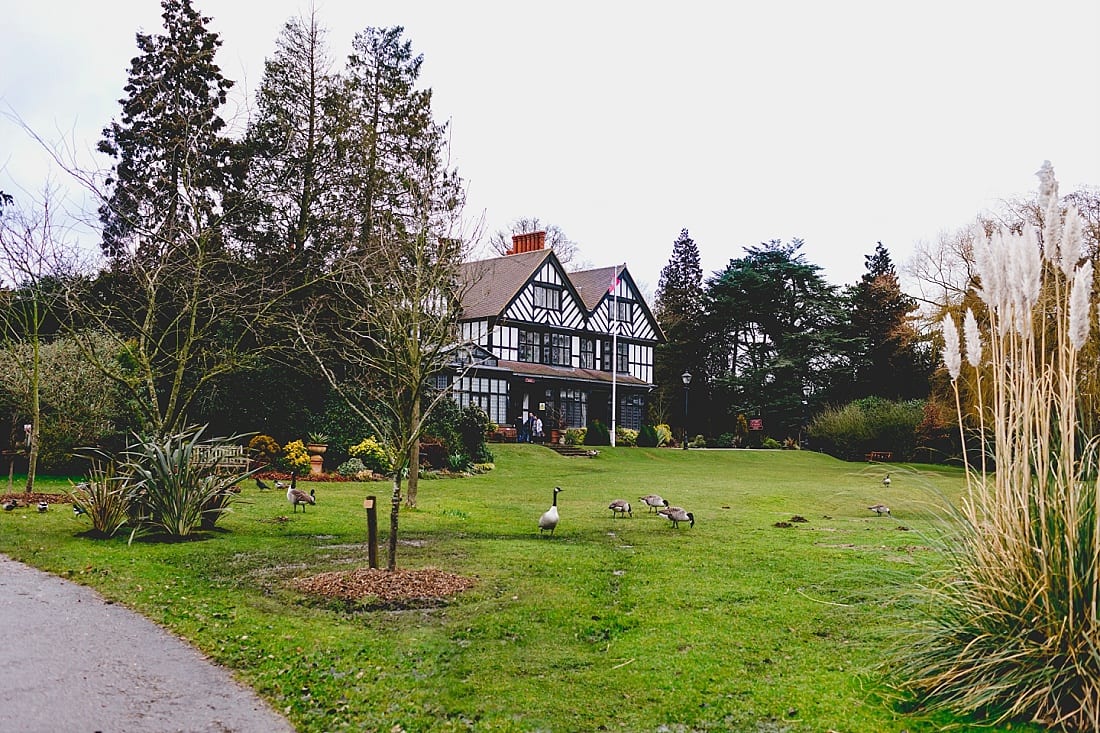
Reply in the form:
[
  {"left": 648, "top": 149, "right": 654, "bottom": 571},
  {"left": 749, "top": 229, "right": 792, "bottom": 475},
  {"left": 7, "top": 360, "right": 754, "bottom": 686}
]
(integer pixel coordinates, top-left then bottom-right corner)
[
  {"left": 191, "top": 444, "right": 250, "bottom": 473},
  {"left": 488, "top": 426, "right": 517, "bottom": 442},
  {"left": 865, "top": 451, "right": 893, "bottom": 462}
]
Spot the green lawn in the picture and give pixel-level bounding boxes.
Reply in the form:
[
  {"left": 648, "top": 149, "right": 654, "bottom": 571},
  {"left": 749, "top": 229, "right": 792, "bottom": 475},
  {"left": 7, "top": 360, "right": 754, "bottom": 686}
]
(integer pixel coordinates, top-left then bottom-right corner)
[{"left": 0, "top": 446, "right": 1041, "bottom": 732}]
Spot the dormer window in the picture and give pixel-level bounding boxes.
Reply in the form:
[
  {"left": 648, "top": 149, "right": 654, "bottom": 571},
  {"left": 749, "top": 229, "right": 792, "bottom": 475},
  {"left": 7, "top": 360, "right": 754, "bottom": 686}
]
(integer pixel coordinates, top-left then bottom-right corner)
[{"left": 533, "top": 284, "right": 561, "bottom": 311}]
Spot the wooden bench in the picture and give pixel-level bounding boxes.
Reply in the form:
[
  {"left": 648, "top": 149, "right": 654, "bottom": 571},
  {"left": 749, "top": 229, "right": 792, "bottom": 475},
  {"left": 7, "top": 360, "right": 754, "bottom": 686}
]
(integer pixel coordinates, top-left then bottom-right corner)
[
  {"left": 865, "top": 451, "right": 893, "bottom": 462},
  {"left": 488, "top": 426, "right": 518, "bottom": 443},
  {"left": 191, "top": 444, "right": 250, "bottom": 473}
]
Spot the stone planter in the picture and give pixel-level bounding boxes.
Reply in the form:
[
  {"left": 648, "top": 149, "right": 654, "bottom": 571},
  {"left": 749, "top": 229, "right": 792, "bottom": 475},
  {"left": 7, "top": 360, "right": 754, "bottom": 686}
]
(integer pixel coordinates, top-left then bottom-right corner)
[{"left": 307, "top": 444, "right": 327, "bottom": 475}]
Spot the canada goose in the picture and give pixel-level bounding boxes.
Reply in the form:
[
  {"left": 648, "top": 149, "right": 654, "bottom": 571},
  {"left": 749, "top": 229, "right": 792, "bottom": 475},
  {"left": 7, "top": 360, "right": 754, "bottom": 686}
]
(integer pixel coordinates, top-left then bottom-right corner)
[
  {"left": 640, "top": 494, "right": 669, "bottom": 512},
  {"left": 2, "top": 499, "right": 17, "bottom": 511},
  {"left": 868, "top": 503, "right": 891, "bottom": 516},
  {"left": 658, "top": 506, "right": 695, "bottom": 528},
  {"left": 882, "top": 473, "right": 891, "bottom": 488},
  {"left": 255, "top": 478, "right": 272, "bottom": 491},
  {"left": 288, "top": 485, "right": 316, "bottom": 512},
  {"left": 73, "top": 504, "right": 86, "bottom": 516},
  {"left": 608, "top": 499, "right": 632, "bottom": 519},
  {"left": 539, "top": 486, "right": 563, "bottom": 535},
  {"left": 36, "top": 501, "right": 49, "bottom": 513}
]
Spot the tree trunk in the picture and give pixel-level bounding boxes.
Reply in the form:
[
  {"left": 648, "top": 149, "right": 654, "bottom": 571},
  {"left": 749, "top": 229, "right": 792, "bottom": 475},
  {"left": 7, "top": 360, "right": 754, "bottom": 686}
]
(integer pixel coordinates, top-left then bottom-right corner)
[
  {"left": 406, "top": 394, "right": 420, "bottom": 507},
  {"left": 24, "top": 422, "right": 38, "bottom": 494},
  {"left": 24, "top": 342, "right": 40, "bottom": 492},
  {"left": 387, "top": 473, "right": 401, "bottom": 571}
]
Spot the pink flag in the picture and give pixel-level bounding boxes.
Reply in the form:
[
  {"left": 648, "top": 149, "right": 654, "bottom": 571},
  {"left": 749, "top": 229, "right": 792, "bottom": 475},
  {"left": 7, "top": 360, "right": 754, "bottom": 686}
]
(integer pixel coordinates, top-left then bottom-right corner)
[{"left": 609, "top": 267, "right": 621, "bottom": 294}]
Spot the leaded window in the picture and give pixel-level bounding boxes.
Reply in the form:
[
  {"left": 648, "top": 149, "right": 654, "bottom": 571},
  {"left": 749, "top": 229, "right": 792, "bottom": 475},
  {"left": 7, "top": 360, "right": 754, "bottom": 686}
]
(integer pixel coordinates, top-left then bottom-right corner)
[
  {"left": 533, "top": 284, "right": 561, "bottom": 311},
  {"left": 579, "top": 338, "right": 595, "bottom": 369}
]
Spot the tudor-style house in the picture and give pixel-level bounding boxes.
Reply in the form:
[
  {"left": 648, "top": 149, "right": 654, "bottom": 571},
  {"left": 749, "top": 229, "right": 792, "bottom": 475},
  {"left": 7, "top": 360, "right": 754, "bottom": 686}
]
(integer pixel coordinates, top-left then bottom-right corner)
[{"left": 446, "top": 231, "right": 663, "bottom": 436}]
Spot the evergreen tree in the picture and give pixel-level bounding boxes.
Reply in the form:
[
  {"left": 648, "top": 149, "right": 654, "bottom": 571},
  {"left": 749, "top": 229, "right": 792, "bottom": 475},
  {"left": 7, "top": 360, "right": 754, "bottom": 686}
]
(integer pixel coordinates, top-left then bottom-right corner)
[
  {"left": 82, "top": 0, "right": 286, "bottom": 436},
  {"left": 234, "top": 9, "right": 344, "bottom": 271},
  {"left": 339, "top": 26, "right": 462, "bottom": 250},
  {"left": 97, "top": 0, "right": 236, "bottom": 259},
  {"left": 846, "top": 242, "right": 930, "bottom": 399},
  {"left": 653, "top": 229, "right": 704, "bottom": 430},
  {"left": 704, "top": 239, "right": 849, "bottom": 440}
]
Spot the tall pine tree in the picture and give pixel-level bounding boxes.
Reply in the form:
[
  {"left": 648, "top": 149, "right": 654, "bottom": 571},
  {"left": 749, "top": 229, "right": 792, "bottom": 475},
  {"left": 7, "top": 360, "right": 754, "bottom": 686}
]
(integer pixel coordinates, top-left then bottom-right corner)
[
  {"left": 235, "top": 8, "right": 344, "bottom": 270},
  {"left": 653, "top": 229, "right": 704, "bottom": 429},
  {"left": 97, "top": 0, "right": 235, "bottom": 259},
  {"left": 84, "top": 0, "right": 278, "bottom": 436},
  {"left": 846, "top": 242, "right": 930, "bottom": 399},
  {"left": 340, "top": 26, "right": 461, "bottom": 250}
]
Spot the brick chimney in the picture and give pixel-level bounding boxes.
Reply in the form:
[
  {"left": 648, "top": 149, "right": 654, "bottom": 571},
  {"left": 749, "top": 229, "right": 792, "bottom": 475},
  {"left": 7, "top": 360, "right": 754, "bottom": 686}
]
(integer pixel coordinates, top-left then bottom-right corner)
[{"left": 508, "top": 230, "right": 546, "bottom": 254}]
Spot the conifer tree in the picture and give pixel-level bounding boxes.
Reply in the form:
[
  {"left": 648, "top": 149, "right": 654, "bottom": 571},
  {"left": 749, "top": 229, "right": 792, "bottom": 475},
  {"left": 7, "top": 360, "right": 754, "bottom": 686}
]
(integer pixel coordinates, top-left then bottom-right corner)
[
  {"left": 97, "top": 0, "right": 235, "bottom": 259},
  {"left": 654, "top": 229, "right": 704, "bottom": 428},
  {"left": 82, "top": 0, "right": 279, "bottom": 436},
  {"left": 846, "top": 242, "right": 929, "bottom": 399},
  {"left": 340, "top": 26, "right": 462, "bottom": 250},
  {"left": 705, "top": 239, "right": 848, "bottom": 439},
  {"left": 235, "top": 8, "right": 344, "bottom": 271}
]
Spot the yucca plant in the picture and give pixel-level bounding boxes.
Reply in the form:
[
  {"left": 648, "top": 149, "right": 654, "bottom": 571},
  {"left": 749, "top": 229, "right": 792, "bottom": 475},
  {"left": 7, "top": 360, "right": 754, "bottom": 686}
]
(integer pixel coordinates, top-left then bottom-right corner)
[
  {"left": 69, "top": 460, "right": 133, "bottom": 538},
  {"left": 894, "top": 163, "right": 1100, "bottom": 730},
  {"left": 124, "top": 426, "right": 249, "bottom": 539}
]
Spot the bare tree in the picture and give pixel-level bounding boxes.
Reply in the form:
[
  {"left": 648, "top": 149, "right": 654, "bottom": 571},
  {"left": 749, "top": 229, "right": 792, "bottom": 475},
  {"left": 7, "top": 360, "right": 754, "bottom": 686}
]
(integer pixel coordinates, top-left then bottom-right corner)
[
  {"left": 487, "top": 217, "right": 580, "bottom": 267},
  {"left": 905, "top": 225, "right": 978, "bottom": 310},
  {"left": 294, "top": 164, "right": 469, "bottom": 569},
  {"left": 0, "top": 184, "right": 86, "bottom": 489}
]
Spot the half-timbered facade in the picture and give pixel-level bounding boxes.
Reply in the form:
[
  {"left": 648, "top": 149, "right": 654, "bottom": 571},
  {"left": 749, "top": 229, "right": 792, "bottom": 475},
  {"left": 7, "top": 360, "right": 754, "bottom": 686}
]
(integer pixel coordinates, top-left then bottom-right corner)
[{"left": 449, "top": 232, "right": 663, "bottom": 434}]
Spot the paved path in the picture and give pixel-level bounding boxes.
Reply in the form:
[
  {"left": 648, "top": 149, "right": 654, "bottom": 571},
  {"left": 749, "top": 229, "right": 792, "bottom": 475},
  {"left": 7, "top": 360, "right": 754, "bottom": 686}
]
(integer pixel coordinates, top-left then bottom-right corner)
[{"left": 0, "top": 555, "right": 296, "bottom": 733}]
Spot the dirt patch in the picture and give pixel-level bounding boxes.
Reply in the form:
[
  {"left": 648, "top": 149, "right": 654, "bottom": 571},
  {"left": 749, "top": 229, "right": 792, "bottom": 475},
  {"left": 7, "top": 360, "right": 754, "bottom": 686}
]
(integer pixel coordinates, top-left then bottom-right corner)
[{"left": 289, "top": 566, "right": 476, "bottom": 606}]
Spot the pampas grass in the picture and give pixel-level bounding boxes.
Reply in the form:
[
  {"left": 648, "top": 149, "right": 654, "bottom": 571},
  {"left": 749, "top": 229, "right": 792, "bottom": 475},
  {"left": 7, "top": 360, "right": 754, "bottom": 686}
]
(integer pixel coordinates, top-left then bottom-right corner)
[{"left": 894, "top": 164, "right": 1100, "bottom": 731}]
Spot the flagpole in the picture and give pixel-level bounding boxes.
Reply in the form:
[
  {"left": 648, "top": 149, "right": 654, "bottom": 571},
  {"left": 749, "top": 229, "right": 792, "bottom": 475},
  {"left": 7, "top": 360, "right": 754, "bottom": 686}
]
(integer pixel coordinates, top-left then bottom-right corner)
[{"left": 610, "top": 265, "right": 618, "bottom": 448}]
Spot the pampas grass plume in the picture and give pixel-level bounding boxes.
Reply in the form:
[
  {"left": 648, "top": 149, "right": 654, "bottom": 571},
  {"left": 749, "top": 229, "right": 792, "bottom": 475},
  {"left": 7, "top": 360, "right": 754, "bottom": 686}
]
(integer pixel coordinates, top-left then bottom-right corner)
[
  {"left": 1069, "top": 260, "right": 1093, "bottom": 351},
  {"left": 963, "top": 308, "right": 982, "bottom": 367},
  {"left": 941, "top": 313, "right": 962, "bottom": 380}
]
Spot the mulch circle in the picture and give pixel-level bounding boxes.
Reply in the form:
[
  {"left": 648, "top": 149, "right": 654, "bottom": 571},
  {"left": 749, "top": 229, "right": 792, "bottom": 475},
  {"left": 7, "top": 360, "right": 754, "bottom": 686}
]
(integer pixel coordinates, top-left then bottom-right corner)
[
  {"left": 1, "top": 492, "right": 72, "bottom": 506},
  {"left": 289, "top": 566, "right": 476, "bottom": 604}
]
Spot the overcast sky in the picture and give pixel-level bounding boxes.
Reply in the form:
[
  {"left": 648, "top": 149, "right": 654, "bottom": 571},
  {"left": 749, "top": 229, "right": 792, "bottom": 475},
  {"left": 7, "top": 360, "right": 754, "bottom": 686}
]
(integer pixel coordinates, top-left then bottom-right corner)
[{"left": 3, "top": 0, "right": 1098, "bottom": 295}]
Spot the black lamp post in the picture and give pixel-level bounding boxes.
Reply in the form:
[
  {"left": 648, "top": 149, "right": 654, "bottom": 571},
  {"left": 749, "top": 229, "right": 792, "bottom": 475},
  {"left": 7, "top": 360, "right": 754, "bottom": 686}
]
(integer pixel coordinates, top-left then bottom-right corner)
[{"left": 681, "top": 371, "right": 692, "bottom": 450}]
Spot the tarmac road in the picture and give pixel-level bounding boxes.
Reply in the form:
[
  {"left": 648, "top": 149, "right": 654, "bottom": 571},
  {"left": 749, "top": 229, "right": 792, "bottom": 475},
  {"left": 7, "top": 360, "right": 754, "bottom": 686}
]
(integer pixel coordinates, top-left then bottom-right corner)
[{"left": 0, "top": 554, "right": 296, "bottom": 733}]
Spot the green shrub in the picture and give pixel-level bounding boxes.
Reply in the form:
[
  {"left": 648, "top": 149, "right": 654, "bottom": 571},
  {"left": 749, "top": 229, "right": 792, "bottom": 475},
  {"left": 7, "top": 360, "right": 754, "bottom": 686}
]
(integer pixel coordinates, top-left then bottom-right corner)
[
  {"left": 564, "top": 427, "right": 586, "bottom": 445},
  {"left": 615, "top": 427, "right": 638, "bottom": 447},
  {"left": 248, "top": 434, "right": 279, "bottom": 466},
  {"left": 447, "top": 452, "right": 472, "bottom": 473},
  {"left": 706, "top": 432, "right": 735, "bottom": 448},
  {"left": 279, "top": 439, "right": 311, "bottom": 474},
  {"left": 457, "top": 404, "right": 494, "bottom": 463},
  {"left": 637, "top": 424, "right": 659, "bottom": 447},
  {"left": 70, "top": 461, "right": 132, "bottom": 538},
  {"left": 761, "top": 436, "right": 782, "bottom": 449},
  {"left": 689, "top": 434, "right": 707, "bottom": 448},
  {"left": 584, "top": 420, "right": 610, "bottom": 446},
  {"left": 123, "top": 426, "right": 247, "bottom": 538},
  {"left": 349, "top": 436, "right": 393, "bottom": 474},
  {"left": 807, "top": 397, "right": 925, "bottom": 461},
  {"left": 336, "top": 457, "right": 369, "bottom": 477}
]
